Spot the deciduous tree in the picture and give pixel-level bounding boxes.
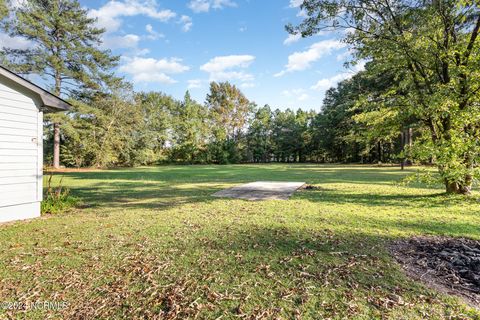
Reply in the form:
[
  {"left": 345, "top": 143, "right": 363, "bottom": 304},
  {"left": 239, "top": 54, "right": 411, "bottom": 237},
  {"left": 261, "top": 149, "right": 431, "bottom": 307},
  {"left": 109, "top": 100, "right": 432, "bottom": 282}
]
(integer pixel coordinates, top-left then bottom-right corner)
[
  {"left": 170, "top": 91, "right": 209, "bottom": 163},
  {"left": 206, "top": 82, "right": 252, "bottom": 163},
  {"left": 289, "top": 0, "right": 480, "bottom": 194},
  {"left": 247, "top": 105, "right": 273, "bottom": 163}
]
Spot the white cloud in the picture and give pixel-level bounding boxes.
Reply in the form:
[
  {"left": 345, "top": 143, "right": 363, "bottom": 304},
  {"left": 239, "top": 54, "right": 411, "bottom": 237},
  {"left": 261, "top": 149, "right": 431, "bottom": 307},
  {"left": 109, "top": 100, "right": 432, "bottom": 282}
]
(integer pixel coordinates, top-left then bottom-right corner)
[
  {"left": 289, "top": 1, "right": 307, "bottom": 18},
  {"left": 101, "top": 34, "right": 140, "bottom": 49},
  {"left": 134, "top": 48, "right": 151, "bottom": 56},
  {"left": 208, "top": 71, "right": 254, "bottom": 82},
  {"left": 145, "top": 24, "right": 164, "bottom": 40},
  {"left": 119, "top": 57, "right": 190, "bottom": 84},
  {"left": 289, "top": 0, "right": 303, "bottom": 8},
  {"left": 212, "top": 0, "right": 237, "bottom": 9},
  {"left": 282, "top": 88, "right": 309, "bottom": 102},
  {"left": 311, "top": 61, "right": 366, "bottom": 91},
  {"left": 298, "top": 93, "right": 309, "bottom": 101},
  {"left": 187, "top": 79, "right": 202, "bottom": 89},
  {"left": 275, "top": 39, "right": 346, "bottom": 77},
  {"left": 283, "top": 33, "right": 301, "bottom": 46},
  {"left": 241, "top": 82, "right": 255, "bottom": 88},
  {"left": 310, "top": 73, "right": 350, "bottom": 91},
  {"left": 188, "top": 0, "right": 210, "bottom": 13},
  {"left": 0, "top": 34, "right": 32, "bottom": 50},
  {"left": 201, "top": 55, "right": 254, "bottom": 73},
  {"left": 134, "top": 73, "right": 177, "bottom": 83},
  {"left": 200, "top": 55, "right": 255, "bottom": 84},
  {"left": 297, "top": 9, "right": 308, "bottom": 18},
  {"left": 180, "top": 15, "right": 193, "bottom": 32},
  {"left": 336, "top": 51, "right": 350, "bottom": 61},
  {"left": 188, "top": 0, "right": 237, "bottom": 13},
  {"left": 88, "top": 1, "right": 176, "bottom": 33}
]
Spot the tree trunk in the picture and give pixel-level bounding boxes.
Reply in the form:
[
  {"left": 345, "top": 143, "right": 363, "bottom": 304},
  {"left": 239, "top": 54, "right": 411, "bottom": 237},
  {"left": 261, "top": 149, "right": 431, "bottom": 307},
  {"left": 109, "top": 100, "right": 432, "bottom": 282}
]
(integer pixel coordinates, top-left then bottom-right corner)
[
  {"left": 400, "top": 131, "right": 405, "bottom": 170},
  {"left": 408, "top": 127, "right": 413, "bottom": 148},
  {"left": 405, "top": 128, "right": 413, "bottom": 166},
  {"left": 445, "top": 181, "right": 459, "bottom": 194},
  {"left": 53, "top": 122, "right": 60, "bottom": 169},
  {"left": 462, "top": 174, "right": 473, "bottom": 195},
  {"left": 445, "top": 154, "right": 475, "bottom": 195},
  {"left": 53, "top": 72, "right": 62, "bottom": 169},
  {"left": 445, "top": 178, "right": 472, "bottom": 195}
]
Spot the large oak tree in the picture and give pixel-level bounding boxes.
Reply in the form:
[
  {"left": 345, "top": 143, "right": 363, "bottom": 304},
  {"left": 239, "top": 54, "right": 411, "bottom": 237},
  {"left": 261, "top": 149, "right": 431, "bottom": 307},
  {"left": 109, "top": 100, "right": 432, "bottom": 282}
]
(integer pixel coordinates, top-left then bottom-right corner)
[{"left": 289, "top": 0, "right": 480, "bottom": 194}]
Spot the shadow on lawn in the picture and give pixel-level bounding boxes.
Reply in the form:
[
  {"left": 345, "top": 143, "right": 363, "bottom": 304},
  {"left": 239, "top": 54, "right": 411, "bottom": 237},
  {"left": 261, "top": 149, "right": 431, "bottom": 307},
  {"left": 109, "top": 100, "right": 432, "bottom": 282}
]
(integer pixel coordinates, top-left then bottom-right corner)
[
  {"left": 295, "top": 187, "right": 458, "bottom": 209},
  {"left": 57, "top": 164, "right": 415, "bottom": 186},
  {"left": 68, "top": 182, "right": 450, "bottom": 209},
  {"left": 51, "top": 165, "right": 451, "bottom": 213},
  {"left": 68, "top": 181, "right": 223, "bottom": 210},
  {"left": 154, "top": 224, "right": 440, "bottom": 303}
]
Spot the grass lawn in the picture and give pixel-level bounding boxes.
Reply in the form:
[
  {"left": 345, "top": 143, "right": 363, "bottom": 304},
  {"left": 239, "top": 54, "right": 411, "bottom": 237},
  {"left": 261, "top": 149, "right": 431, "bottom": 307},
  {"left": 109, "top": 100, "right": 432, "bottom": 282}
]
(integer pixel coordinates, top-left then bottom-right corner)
[{"left": 1, "top": 164, "right": 480, "bottom": 319}]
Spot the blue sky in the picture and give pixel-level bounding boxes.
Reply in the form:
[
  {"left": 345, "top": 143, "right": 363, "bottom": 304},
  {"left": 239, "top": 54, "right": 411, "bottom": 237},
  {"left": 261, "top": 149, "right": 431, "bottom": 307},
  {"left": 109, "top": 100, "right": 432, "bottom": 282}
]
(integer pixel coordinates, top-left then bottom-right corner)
[{"left": 79, "top": 1, "right": 362, "bottom": 111}]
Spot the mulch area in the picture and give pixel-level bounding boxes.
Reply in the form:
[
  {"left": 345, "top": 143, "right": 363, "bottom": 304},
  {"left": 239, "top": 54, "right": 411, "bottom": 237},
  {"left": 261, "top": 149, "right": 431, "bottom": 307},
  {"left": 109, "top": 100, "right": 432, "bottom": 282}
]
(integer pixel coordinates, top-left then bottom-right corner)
[{"left": 391, "top": 236, "right": 480, "bottom": 307}]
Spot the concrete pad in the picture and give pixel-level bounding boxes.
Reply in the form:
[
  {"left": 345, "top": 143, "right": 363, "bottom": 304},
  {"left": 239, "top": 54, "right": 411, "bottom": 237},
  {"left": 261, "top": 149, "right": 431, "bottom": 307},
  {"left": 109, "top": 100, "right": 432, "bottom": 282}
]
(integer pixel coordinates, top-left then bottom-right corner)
[{"left": 213, "top": 181, "right": 305, "bottom": 201}]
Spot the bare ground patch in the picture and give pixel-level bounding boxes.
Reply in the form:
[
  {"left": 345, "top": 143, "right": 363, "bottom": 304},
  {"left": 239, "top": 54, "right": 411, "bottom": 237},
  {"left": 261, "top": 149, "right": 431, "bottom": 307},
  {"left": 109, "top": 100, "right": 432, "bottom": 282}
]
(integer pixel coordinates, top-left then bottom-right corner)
[{"left": 391, "top": 236, "right": 480, "bottom": 308}]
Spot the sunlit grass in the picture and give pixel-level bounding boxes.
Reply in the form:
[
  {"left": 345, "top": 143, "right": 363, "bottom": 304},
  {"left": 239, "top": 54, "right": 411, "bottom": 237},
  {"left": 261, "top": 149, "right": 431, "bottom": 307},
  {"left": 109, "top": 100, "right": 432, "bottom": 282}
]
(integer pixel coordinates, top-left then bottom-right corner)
[{"left": 0, "top": 164, "right": 479, "bottom": 319}]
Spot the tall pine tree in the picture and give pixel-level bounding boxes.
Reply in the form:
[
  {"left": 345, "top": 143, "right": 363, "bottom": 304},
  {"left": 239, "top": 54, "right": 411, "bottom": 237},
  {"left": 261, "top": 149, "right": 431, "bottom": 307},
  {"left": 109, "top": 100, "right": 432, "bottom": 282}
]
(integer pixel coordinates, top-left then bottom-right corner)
[{"left": 2, "top": 0, "right": 118, "bottom": 168}]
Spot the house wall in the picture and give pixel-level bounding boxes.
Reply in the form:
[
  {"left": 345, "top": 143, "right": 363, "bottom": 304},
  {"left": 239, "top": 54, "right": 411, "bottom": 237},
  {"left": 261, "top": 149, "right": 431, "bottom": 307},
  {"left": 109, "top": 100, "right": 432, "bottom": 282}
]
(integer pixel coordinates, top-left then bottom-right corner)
[{"left": 0, "top": 82, "right": 42, "bottom": 223}]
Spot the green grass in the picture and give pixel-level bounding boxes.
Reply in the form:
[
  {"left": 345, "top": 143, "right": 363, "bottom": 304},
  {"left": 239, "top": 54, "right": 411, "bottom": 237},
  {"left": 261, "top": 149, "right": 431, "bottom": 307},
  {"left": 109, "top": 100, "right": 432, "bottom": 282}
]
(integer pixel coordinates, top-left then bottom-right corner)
[{"left": 1, "top": 164, "right": 479, "bottom": 319}]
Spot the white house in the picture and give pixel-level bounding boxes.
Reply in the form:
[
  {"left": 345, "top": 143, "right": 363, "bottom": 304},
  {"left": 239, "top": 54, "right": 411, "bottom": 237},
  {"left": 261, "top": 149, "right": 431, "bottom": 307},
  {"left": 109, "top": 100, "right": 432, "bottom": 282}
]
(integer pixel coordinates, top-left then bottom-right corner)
[{"left": 0, "top": 66, "right": 70, "bottom": 223}]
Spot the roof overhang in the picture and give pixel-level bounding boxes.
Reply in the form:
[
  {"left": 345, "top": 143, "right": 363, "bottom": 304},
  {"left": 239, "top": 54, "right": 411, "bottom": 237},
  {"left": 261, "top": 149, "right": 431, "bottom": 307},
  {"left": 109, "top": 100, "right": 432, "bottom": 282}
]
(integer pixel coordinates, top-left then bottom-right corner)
[{"left": 0, "top": 66, "right": 71, "bottom": 112}]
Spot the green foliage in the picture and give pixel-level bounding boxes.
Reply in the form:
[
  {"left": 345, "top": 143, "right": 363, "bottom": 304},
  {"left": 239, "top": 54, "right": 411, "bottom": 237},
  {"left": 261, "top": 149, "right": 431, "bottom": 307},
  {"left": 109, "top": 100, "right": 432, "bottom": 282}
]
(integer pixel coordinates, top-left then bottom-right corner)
[
  {"left": 206, "top": 82, "right": 253, "bottom": 163},
  {"left": 169, "top": 91, "right": 210, "bottom": 163},
  {"left": 290, "top": 0, "right": 480, "bottom": 193},
  {"left": 271, "top": 109, "right": 295, "bottom": 162},
  {"left": 398, "top": 168, "right": 442, "bottom": 187},
  {"left": 246, "top": 105, "right": 273, "bottom": 162},
  {"left": 0, "top": 0, "right": 7, "bottom": 20},
  {"left": 132, "top": 91, "right": 174, "bottom": 164},
  {"left": 52, "top": 77, "right": 407, "bottom": 168},
  {"left": 41, "top": 174, "right": 78, "bottom": 215},
  {"left": 60, "top": 83, "right": 172, "bottom": 168},
  {"left": 308, "top": 66, "right": 403, "bottom": 164},
  {"left": 2, "top": 0, "right": 119, "bottom": 96}
]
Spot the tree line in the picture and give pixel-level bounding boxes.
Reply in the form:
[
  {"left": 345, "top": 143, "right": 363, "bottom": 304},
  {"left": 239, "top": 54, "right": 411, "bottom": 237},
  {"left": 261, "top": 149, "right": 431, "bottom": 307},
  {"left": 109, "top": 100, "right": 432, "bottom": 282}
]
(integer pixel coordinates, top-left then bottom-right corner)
[
  {"left": 1, "top": 0, "right": 479, "bottom": 194},
  {"left": 47, "top": 80, "right": 399, "bottom": 168}
]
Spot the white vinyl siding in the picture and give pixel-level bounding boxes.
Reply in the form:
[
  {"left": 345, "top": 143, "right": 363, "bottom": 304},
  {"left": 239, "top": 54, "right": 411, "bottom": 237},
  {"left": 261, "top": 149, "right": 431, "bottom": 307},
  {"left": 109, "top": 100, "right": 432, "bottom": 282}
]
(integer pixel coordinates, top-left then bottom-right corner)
[{"left": 0, "top": 82, "right": 41, "bottom": 208}]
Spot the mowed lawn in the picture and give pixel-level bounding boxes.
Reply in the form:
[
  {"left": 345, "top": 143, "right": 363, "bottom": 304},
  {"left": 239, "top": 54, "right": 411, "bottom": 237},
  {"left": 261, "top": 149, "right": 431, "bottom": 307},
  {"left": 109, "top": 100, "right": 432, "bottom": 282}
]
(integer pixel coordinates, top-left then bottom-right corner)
[{"left": 1, "top": 164, "right": 480, "bottom": 319}]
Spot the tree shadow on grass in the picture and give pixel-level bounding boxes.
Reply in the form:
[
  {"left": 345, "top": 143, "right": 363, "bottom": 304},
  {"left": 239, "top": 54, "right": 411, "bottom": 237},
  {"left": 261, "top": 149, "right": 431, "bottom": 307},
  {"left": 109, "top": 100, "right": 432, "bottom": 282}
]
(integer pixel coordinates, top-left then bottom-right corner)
[
  {"left": 5, "top": 221, "right": 466, "bottom": 319},
  {"left": 143, "top": 224, "right": 470, "bottom": 318},
  {"left": 294, "top": 187, "right": 467, "bottom": 209},
  {"left": 61, "top": 183, "right": 455, "bottom": 216},
  {"left": 48, "top": 165, "right": 461, "bottom": 216},
  {"left": 68, "top": 181, "right": 225, "bottom": 211},
  {"left": 55, "top": 164, "right": 416, "bottom": 186}
]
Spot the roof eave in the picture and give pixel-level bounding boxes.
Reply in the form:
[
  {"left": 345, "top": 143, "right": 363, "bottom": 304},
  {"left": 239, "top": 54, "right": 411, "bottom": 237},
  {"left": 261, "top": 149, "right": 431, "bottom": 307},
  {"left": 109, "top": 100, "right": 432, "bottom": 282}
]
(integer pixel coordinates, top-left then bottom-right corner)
[{"left": 0, "top": 66, "right": 71, "bottom": 112}]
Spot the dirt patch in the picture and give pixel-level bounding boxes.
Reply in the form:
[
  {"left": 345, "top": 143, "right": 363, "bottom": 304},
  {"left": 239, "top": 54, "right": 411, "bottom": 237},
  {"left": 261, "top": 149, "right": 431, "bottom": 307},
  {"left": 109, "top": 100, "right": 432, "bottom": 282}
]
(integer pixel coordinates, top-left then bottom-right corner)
[{"left": 391, "top": 236, "right": 480, "bottom": 307}]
